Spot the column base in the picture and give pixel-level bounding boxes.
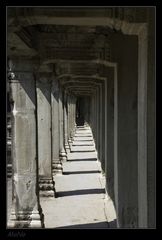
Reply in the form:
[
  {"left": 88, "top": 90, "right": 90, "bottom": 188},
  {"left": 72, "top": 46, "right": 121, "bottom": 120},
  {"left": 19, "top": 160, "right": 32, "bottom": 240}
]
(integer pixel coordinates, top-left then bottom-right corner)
[
  {"left": 68, "top": 139, "right": 73, "bottom": 151},
  {"left": 52, "top": 160, "right": 63, "bottom": 175},
  {"left": 7, "top": 208, "right": 44, "bottom": 228},
  {"left": 70, "top": 131, "right": 74, "bottom": 139},
  {"left": 65, "top": 143, "right": 70, "bottom": 153},
  {"left": 39, "top": 177, "right": 55, "bottom": 197},
  {"left": 59, "top": 149, "right": 67, "bottom": 162}
]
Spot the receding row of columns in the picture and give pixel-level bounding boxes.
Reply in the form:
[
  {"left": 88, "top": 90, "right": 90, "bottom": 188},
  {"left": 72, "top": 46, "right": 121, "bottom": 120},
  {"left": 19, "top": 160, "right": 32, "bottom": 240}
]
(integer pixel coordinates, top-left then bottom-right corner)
[
  {"left": 88, "top": 21, "right": 154, "bottom": 228},
  {"left": 8, "top": 17, "right": 155, "bottom": 228},
  {"left": 8, "top": 63, "right": 76, "bottom": 228}
]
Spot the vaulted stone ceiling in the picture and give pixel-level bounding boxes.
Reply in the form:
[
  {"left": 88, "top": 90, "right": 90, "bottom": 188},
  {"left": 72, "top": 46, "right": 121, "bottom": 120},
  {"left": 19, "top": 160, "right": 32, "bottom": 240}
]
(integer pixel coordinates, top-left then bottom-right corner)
[{"left": 7, "top": 7, "right": 148, "bottom": 96}]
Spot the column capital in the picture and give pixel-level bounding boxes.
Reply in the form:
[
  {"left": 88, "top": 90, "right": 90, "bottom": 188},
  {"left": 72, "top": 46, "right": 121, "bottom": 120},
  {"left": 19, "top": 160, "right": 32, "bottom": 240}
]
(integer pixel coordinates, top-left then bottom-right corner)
[{"left": 36, "top": 72, "right": 53, "bottom": 85}]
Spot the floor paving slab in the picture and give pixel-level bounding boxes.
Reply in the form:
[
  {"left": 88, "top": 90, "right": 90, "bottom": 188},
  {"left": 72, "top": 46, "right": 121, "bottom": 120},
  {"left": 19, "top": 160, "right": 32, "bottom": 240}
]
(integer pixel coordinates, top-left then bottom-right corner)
[
  {"left": 73, "top": 137, "right": 93, "bottom": 141},
  {"left": 75, "top": 133, "right": 92, "bottom": 137},
  {"left": 70, "top": 146, "right": 95, "bottom": 152},
  {"left": 67, "top": 152, "right": 97, "bottom": 160},
  {"left": 72, "top": 141, "right": 94, "bottom": 146}
]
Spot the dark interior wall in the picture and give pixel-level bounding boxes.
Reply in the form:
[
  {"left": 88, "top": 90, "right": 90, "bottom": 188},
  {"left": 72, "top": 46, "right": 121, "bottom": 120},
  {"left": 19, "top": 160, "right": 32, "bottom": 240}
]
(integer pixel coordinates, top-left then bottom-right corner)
[
  {"left": 76, "top": 96, "right": 91, "bottom": 126},
  {"left": 76, "top": 97, "right": 85, "bottom": 126},
  {"left": 83, "top": 96, "right": 91, "bottom": 124},
  {"left": 111, "top": 32, "right": 138, "bottom": 227}
]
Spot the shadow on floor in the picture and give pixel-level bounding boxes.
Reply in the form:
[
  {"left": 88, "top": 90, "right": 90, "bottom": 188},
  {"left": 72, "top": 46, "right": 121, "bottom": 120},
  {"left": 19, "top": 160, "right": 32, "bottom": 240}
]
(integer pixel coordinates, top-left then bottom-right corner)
[
  {"left": 67, "top": 159, "right": 97, "bottom": 162},
  {"left": 54, "top": 221, "right": 109, "bottom": 229},
  {"left": 74, "top": 139, "right": 93, "bottom": 141},
  {"left": 55, "top": 188, "right": 105, "bottom": 197},
  {"left": 63, "top": 170, "right": 101, "bottom": 175}
]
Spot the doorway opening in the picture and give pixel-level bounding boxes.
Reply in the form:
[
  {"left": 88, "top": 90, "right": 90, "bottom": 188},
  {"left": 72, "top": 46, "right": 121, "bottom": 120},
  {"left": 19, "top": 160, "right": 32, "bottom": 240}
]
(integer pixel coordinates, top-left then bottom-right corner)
[{"left": 76, "top": 97, "right": 85, "bottom": 126}]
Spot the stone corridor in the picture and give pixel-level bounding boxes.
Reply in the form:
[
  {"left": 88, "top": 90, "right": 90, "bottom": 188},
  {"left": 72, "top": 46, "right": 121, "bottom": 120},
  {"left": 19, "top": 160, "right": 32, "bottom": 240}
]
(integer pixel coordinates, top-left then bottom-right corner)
[
  {"left": 40, "top": 125, "right": 116, "bottom": 228},
  {"left": 7, "top": 7, "right": 155, "bottom": 229}
]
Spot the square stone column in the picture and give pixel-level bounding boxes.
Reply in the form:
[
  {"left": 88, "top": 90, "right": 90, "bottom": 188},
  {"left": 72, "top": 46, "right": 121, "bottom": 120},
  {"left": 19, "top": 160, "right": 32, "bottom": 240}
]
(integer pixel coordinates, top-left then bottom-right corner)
[
  {"left": 36, "top": 73, "right": 55, "bottom": 197},
  {"left": 67, "top": 95, "right": 71, "bottom": 147},
  {"left": 112, "top": 33, "right": 138, "bottom": 228},
  {"left": 101, "top": 82, "right": 106, "bottom": 173},
  {"left": 7, "top": 62, "right": 43, "bottom": 228},
  {"left": 104, "top": 68, "right": 115, "bottom": 202},
  {"left": 59, "top": 87, "right": 67, "bottom": 162},
  {"left": 68, "top": 96, "right": 73, "bottom": 147},
  {"left": 99, "top": 84, "right": 103, "bottom": 162},
  {"left": 63, "top": 91, "right": 70, "bottom": 154},
  {"left": 71, "top": 96, "right": 76, "bottom": 137},
  {"left": 51, "top": 78, "right": 62, "bottom": 174}
]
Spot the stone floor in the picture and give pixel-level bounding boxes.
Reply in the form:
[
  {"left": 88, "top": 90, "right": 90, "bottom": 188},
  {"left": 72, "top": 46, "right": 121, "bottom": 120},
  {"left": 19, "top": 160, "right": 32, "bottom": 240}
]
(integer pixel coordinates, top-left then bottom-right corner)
[{"left": 40, "top": 125, "right": 117, "bottom": 229}]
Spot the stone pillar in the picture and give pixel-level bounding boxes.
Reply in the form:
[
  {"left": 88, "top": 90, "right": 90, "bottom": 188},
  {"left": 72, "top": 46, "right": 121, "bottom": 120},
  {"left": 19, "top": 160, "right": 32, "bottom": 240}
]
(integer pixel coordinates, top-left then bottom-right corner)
[
  {"left": 96, "top": 86, "right": 101, "bottom": 160},
  {"left": 105, "top": 68, "right": 115, "bottom": 202},
  {"left": 63, "top": 90, "right": 70, "bottom": 154},
  {"left": 95, "top": 88, "right": 99, "bottom": 152},
  {"left": 51, "top": 78, "right": 62, "bottom": 174},
  {"left": 99, "top": 84, "right": 103, "bottom": 163},
  {"left": 7, "top": 59, "right": 43, "bottom": 228},
  {"left": 73, "top": 97, "right": 77, "bottom": 129},
  {"left": 70, "top": 97, "right": 74, "bottom": 137},
  {"left": 112, "top": 33, "right": 138, "bottom": 228},
  {"left": 71, "top": 97, "right": 74, "bottom": 135},
  {"left": 36, "top": 73, "right": 55, "bottom": 197},
  {"left": 71, "top": 96, "right": 76, "bottom": 135},
  {"left": 114, "top": 64, "right": 119, "bottom": 227},
  {"left": 69, "top": 97, "right": 73, "bottom": 144},
  {"left": 67, "top": 95, "right": 72, "bottom": 148},
  {"left": 137, "top": 26, "right": 148, "bottom": 228},
  {"left": 59, "top": 87, "right": 67, "bottom": 162},
  {"left": 93, "top": 90, "right": 97, "bottom": 144},
  {"left": 90, "top": 96, "right": 94, "bottom": 137},
  {"left": 101, "top": 82, "right": 106, "bottom": 173},
  {"left": 92, "top": 95, "right": 95, "bottom": 137}
]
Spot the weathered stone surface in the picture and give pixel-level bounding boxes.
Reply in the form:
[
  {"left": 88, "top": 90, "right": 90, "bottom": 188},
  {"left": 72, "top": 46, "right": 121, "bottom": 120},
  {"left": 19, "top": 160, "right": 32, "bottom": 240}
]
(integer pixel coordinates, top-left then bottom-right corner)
[
  {"left": 104, "top": 68, "right": 115, "bottom": 202},
  {"left": 39, "top": 177, "right": 55, "bottom": 197},
  {"left": 36, "top": 75, "right": 55, "bottom": 197},
  {"left": 8, "top": 70, "right": 42, "bottom": 228},
  {"left": 51, "top": 78, "right": 62, "bottom": 175},
  {"left": 111, "top": 32, "right": 138, "bottom": 228},
  {"left": 37, "top": 77, "right": 52, "bottom": 177}
]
